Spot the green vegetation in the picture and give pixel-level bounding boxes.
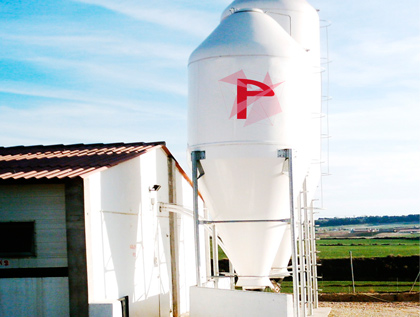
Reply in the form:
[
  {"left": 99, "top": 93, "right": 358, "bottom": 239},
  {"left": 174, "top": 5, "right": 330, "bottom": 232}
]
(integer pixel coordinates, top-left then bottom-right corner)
[
  {"left": 210, "top": 238, "right": 228, "bottom": 260},
  {"left": 316, "top": 214, "right": 419, "bottom": 227},
  {"left": 279, "top": 281, "right": 420, "bottom": 294},
  {"left": 213, "top": 238, "right": 420, "bottom": 260},
  {"left": 317, "top": 238, "right": 420, "bottom": 259},
  {"left": 212, "top": 215, "right": 420, "bottom": 294}
]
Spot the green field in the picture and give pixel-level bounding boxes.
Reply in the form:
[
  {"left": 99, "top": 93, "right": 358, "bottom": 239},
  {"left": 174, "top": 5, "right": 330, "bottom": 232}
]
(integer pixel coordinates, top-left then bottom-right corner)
[
  {"left": 212, "top": 237, "right": 420, "bottom": 293},
  {"left": 279, "top": 281, "right": 420, "bottom": 294},
  {"left": 213, "top": 238, "right": 420, "bottom": 260},
  {"left": 317, "top": 238, "right": 420, "bottom": 259}
]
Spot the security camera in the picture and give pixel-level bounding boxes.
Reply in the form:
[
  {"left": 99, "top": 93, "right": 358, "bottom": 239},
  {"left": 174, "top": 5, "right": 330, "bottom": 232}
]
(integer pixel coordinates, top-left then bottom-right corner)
[{"left": 149, "top": 184, "right": 161, "bottom": 192}]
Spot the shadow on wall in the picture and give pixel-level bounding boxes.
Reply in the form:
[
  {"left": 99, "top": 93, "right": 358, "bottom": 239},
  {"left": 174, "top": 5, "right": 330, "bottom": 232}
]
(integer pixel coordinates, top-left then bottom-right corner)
[
  {"left": 98, "top": 157, "right": 173, "bottom": 316},
  {"left": 101, "top": 211, "right": 172, "bottom": 314},
  {"left": 99, "top": 159, "right": 142, "bottom": 310},
  {"left": 102, "top": 212, "right": 138, "bottom": 299}
]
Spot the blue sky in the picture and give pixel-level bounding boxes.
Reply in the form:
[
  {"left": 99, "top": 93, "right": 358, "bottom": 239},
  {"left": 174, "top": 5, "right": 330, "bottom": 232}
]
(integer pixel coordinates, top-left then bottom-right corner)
[{"left": 1, "top": 0, "right": 419, "bottom": 218}]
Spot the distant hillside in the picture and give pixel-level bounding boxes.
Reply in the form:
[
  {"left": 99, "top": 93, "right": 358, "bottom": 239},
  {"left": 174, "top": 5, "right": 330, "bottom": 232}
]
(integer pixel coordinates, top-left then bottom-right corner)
[{"left": 316, "top": 214, "right": 419, "bottom": 227}]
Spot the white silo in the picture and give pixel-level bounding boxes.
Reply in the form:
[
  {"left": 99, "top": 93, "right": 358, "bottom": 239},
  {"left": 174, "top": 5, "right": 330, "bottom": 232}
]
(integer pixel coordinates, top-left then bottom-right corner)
[
  {"left": 220, "top": 0, "right": 322, "bottom": 278},
  {"left": 222, "top": 0, "right": 322, "bottom": 201},
  {"left": 188, "top": 3, "right": 321, "bottom": 289}
]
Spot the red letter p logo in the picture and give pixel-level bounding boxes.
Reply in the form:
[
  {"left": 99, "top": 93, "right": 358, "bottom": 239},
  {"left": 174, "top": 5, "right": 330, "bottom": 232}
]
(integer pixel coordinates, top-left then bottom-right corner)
[{"left": 237, "top": 79, "right": 275, "bottom": 119}]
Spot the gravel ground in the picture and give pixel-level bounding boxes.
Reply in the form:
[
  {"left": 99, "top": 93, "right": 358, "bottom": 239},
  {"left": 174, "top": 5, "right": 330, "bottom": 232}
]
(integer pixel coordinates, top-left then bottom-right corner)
[{"left": 318, "top": 302, "right": 420, "bottom": 316}]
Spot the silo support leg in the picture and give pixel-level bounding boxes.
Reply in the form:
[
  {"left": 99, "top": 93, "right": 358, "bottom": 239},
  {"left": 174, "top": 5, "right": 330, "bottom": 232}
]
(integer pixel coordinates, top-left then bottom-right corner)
[
  {"left": 278, "top": 149, "right": 300, "bottom": 317},
  {"left": 191, "top": 150, "right": 205, "bottom": 287}
]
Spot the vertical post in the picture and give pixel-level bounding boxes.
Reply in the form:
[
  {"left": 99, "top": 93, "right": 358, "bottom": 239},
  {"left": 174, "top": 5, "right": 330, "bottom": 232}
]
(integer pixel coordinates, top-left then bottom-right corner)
[
  {"left": 279, "top": 149, "right": 300, "bottom": 317},
  {"left": 192, "top": 151, "right": 205, "bottom": 286},
  {"left": 350, "top": 251, "right": 355, "bottom": 293},
  {"left": 297, "top": 193, "right": 307, "bottom": 317},
  {"left": 204, "top": 204, "right": 212, "bottom": 284},
  {"left": 229, "top": 260, "right": 235, "bottom": 290},
  {"left": 310, "top": 201, "right": 319, "bottom": 308},
  {"left": 65, "top": 179, "right": 89, "bottom": 317},
  {"left": 212, "top": 224, "right": 219, "bottom": 288},
  {"left": 303, "top": 181, "right": 312, "bottom": 316},
  {"left": 410, "top": 271, "right": 420, "bottom": 292},
  {"left": 168, "top": 157, "right": 179, "bottom": 317}
]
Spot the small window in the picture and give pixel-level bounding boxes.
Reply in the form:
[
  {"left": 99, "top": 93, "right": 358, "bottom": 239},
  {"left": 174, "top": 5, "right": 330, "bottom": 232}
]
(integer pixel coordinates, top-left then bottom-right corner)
[{"left": 0, "top": 222, "right": 36, "bottom": 257}]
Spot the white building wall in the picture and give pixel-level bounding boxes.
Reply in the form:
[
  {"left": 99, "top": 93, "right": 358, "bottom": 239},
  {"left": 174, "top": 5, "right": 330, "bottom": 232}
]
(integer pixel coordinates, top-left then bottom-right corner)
[{"left": 84, "top": 148, "right": 204, "bottom": 316}]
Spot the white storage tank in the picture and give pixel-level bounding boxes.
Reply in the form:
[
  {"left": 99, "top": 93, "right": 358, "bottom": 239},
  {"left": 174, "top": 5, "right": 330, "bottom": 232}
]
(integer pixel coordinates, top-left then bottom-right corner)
[
  {"left": 188, "top": 6, "right": 319, "bottom": 289},
  {"left": 221, "top": 0, "right": 322, "bottom": 196},
  {"left": 222, "top": 0, "right": 323, "bottom": 279}
]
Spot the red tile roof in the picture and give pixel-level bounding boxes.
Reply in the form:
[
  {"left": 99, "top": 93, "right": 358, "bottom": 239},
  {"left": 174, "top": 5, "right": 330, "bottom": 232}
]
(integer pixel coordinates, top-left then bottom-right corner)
[{"left": 0, "top": 142, "right": 165, "bottom": 180}]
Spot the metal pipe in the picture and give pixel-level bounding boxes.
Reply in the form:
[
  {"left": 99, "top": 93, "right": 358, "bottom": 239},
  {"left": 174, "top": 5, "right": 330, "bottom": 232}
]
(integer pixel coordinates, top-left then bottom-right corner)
[
  {"left": 310, "top": 200, "right": 319, "bottom": 308},
  {"left": 350, "top": 251, "right": 355, "bottom": 293},
  {"left": 303, "top": 180, "right": 313, "bottom": 315},
  {"left": 297, "top": 193, "right": 307, "bottom": 317},
  {"left": 191, "top": 151, "right": 202, "bottom": 286},
  {"left": 229, "top": 260, "right": 235, "bottom": 290},
  {"left": 200, "top": 219, "right": 290, "bottom": 224},
  {"left": 204, "top": 204, "right": 212, "bottom": 286},
  {"left": 284, "top": 149, "right": 300, "bottom": 317},
  {"left": 212, "top": 224, "right": 219, "bottom": 288},
  {"left": 410, "top": 271, "right": 420, "bottom": 292}
]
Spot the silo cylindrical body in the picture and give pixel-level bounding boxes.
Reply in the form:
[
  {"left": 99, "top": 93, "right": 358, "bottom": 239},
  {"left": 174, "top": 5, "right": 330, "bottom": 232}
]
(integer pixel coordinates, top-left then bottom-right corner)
[
  {"left": 188, "top": 6, "right": 320, "bottom": 289},
  {"left": 221, "top": 0, "right": 322, "bottom": 201},
  {"left": 222, "top": 0, "right": 322, "bottom": 188}
]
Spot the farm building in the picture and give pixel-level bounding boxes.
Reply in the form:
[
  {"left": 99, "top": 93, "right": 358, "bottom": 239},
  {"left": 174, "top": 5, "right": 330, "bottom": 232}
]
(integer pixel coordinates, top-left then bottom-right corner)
[{"left": 0, "top": 142, "right": 207, "bottom": 316}]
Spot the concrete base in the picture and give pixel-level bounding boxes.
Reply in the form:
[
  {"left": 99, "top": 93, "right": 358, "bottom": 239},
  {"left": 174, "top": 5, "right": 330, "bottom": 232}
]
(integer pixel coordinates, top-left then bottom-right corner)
[
  {"left": 89, "top": 300, "right": 122, "bottom": 317},
  {"left": 312, "top": 307, "right": 331, "bottom": 317},
  {"left": 190, "top": 286, "right": 293, "bottom": 317}
]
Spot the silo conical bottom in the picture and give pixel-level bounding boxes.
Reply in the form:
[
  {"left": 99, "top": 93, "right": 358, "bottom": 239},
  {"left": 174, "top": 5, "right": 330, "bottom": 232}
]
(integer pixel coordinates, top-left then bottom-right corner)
[
  {"left": 214, "top": 218, "right": 287, "bottom": 289},
  {"left": 192, "top": 146, "right": 292, "bottom": 289}
]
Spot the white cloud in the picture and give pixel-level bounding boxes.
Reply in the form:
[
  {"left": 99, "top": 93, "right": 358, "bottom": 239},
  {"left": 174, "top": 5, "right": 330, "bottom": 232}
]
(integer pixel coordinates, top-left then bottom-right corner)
[
  {"left": 73, "top": 0, "right": 219, "bottom": 38},
  {"left": 0, "top": 82, "right": 186, "bottom": 118},
  {"left": 0, "top": 29, "right": 191, "bottom": 96},
  {"left": 329, "top": 105, "right": 420, "bottom": 142},
  {"left": 0, "top": 33, "right": 192, "bottom": 64},
  {"left": 329, "top": 35, "right": 420, "bottom": 89},
  {"left": 321, "top": 151, "right": 420, "bottom": 217},
  {"left": 3, "top": 54, "right": 188, "bottom": 96},
  {"left": 0, "top": 97, "right": 187, "bottom": 147}
]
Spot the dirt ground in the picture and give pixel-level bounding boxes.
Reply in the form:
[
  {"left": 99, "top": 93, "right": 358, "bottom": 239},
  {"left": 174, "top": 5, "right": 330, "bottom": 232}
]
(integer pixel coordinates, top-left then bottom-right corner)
[
  {"left": 319, "top": 292, "right": 419, "bottom": 302},
  {"left": 318, "top": 301, "right": 420, "bottom": 316}
]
